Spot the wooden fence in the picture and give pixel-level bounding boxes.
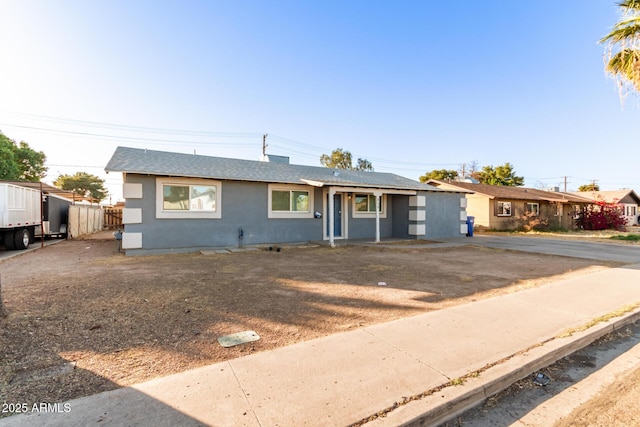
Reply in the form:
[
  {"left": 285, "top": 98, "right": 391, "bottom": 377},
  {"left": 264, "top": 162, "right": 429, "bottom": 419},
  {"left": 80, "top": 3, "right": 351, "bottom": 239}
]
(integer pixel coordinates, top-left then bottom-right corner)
[
  {"left": 68, "top": 205, "right": 104, "bottom": 238},
  {"left": 103, "top": 206, "right": 123, "bottom": 230}
]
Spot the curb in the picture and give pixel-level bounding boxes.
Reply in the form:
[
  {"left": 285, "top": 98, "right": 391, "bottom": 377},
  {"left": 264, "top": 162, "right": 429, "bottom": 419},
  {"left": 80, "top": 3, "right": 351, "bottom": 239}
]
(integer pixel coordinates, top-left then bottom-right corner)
[{"left": 369, "top": 307, "right": 640, "bottom": 427}]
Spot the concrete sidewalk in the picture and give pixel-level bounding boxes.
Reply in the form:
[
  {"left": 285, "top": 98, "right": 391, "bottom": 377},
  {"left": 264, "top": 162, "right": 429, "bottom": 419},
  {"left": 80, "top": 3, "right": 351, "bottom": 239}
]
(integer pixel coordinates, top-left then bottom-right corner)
[{"left": 2, "top": 264, "right": 640, "bottom": 427}]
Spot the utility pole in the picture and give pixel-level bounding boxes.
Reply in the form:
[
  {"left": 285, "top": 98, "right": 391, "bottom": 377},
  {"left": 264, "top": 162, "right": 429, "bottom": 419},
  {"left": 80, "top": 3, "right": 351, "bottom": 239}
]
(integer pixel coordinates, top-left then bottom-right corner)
[
  {"left": 563, "top": 176, "right": 568, "bottom": 192},
  {"left": 262, "top": 134, "right": 268, "bottom": 157}
]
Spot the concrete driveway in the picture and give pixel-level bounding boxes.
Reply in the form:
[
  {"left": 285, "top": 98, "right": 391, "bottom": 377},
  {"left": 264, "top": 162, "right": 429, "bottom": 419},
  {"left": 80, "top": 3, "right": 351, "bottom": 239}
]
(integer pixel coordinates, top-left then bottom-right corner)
[
  {"left": 465, "top": 234, "right": 640, "bottom": 263},
  {"left": 0, "top": 238, "right": 64, "bottom": 262}
]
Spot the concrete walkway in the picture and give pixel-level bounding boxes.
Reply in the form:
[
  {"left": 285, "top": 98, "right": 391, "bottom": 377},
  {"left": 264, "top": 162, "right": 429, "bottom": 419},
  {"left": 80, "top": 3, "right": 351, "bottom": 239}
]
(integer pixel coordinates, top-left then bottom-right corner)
[{"left": 2, "top": 261, "right": 640, "bottom": 426}]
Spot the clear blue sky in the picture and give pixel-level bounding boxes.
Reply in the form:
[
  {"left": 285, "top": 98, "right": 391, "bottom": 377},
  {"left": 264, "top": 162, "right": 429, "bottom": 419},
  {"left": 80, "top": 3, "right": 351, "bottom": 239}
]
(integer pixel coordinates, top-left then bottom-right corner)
[{"left": 0, "top": 1, "right": 637, "bottom": 202}]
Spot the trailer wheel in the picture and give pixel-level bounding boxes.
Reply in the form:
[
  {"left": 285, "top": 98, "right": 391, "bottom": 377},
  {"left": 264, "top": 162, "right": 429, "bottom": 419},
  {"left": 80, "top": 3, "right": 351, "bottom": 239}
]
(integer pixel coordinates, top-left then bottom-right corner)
[
  {"left": 14, "top": 229, "right": 30, "bottom": 250},
  {"left": 3, "top": 232, "right": 16, "bottom": 250}
]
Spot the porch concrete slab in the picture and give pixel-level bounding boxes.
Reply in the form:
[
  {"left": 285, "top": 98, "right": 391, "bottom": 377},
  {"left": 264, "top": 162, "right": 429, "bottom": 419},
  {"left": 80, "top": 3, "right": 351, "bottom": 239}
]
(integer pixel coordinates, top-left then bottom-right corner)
[
  {"left": 199, "top": 249, "right": 230, "bottom": 255},
  {"left": 229, "top": 328, "right": 448, "bottom": 427},
  {"left": 227, "top": 247, "right": 259, "bottom": 253}
]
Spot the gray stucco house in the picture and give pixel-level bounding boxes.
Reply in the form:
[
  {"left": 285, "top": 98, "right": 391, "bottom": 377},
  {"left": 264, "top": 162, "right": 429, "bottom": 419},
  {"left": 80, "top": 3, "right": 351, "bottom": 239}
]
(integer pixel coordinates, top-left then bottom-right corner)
[{"left": 105, "top": 147, "right": 469, "bottom": 254}]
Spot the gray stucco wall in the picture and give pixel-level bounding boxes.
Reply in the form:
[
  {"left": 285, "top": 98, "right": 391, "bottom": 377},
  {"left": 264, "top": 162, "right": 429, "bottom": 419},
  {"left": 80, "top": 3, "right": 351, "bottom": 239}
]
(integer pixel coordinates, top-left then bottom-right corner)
[
  {"left": 346, "top": 196, "right": 393, "bottom": 240},
  {"left": 124, "top": 175, "right": 325, "bottom": 252},
  {"left": 122, "top": 175, "right": 465, "bottom": 253},
  {"left": 424, "top": 191, "right": 466, "bottom": 239}
]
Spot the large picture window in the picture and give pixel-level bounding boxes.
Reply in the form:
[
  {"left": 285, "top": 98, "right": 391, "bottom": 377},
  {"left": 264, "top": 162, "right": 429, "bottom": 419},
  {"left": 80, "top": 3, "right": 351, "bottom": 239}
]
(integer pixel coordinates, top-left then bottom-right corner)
[
  {"left": 162, "top": 185, "right": 217, "bottom": 211},
  {"left": 271, "top": 190, "right": 309, "bottom": 212},
  {"left": 268, "top": 184, "right": 314, "bottom": 218},
  {"left": 156, "top": 178, "right": 221, "bottom": 219}
]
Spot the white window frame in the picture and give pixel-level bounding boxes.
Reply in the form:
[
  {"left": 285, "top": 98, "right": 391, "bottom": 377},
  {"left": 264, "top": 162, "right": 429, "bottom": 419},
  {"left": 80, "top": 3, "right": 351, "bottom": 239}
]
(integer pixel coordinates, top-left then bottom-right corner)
[
  {"left": 268, "top": 184, "right": 314, "bottom": 219},
  {"left": 352, "top": 193, "right": 387, "bottom": 218},
  {"left": 625, "top": 205, "right": 636, "bottom": 216},
  {"left": 496, "top": 201, "right": 512, "bottom": 217},
  {"left": 156, "top": 177, "right": 222, "bottom": 219},
  {"left": 525, "top": 202, "right": 540, "bottom": 216}
]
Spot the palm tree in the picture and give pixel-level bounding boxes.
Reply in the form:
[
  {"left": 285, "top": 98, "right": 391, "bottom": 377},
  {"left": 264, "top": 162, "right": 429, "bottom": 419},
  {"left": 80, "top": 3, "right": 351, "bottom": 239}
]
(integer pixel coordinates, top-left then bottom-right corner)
[{"left": 600, "top": 1, "right": 640, "bottom": 97}]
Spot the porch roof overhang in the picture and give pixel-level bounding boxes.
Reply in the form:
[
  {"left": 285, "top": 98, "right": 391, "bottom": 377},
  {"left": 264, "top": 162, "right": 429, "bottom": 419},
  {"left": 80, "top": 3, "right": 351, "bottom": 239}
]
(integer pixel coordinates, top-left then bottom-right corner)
[
  {"left": 300, "top": 179, "right": 418, "bottom": 195},
  {"left": 300, "top": 178, "right": 452, "bottom": 196}
]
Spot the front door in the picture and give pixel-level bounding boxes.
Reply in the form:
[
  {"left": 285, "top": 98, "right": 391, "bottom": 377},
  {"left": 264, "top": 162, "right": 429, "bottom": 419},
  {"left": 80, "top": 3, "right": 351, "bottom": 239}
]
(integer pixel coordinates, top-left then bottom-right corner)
[{"left": 326, "top": 193, "right": 342, "bottom": 238}]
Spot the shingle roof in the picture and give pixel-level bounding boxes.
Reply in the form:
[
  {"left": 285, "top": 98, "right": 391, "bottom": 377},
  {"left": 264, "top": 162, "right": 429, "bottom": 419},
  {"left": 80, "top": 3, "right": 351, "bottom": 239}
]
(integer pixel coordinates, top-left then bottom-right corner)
[
  {"left": 428, "top": 181, "right": 592, "bottom": 203},
  {"left": 568, "top": 190, "right": 640, "bottom": 204},
  {"left": 105, "top": 147, "right": 453, "bottom": 192}
]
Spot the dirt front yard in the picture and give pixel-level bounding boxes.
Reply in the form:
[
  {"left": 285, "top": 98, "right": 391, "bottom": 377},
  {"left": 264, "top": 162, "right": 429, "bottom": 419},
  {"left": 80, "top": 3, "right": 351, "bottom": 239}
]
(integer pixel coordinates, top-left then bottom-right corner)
[{"left": 0, "top": 236, "right": 621, "bottom": 414}]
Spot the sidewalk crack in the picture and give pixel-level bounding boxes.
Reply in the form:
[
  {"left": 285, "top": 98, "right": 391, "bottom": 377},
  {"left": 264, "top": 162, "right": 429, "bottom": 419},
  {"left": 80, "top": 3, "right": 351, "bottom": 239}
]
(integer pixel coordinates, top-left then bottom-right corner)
[{"left": 228, "top": 361, "right": 263, "bottom": 427}]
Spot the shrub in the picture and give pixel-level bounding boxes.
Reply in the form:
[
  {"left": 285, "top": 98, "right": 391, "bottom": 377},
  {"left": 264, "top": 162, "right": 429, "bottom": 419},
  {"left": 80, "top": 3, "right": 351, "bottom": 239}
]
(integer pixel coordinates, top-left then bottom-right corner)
[
  {"left": 575, "top": 198, "right": 627, "bottom": 231},
  {"left": 506, "top": 209, "right": 549, "bottom": 231}
]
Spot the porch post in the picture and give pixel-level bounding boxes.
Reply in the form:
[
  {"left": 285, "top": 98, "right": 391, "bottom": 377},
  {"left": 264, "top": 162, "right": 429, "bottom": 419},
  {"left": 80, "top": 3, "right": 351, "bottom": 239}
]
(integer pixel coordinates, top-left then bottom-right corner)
[
  {"left": 328, "top": 188, "right": 336, "bottom": 248},
  {"left": 374, "top": 191, "right": 382, "bottom": 243}
]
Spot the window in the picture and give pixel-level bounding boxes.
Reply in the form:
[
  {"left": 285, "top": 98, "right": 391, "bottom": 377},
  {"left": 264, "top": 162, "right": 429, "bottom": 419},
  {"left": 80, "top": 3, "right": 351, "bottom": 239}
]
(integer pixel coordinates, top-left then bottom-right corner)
[
  {"left": 355, "top": 194, "right": 382, "bottom": 213},
  {"left": 525, "top": 203, "right": 539, "bottom": 216},
  {"left": 271, "top": 190, "right": 309, "bottom": 212},
  {"left": 352, "top": 193, "right": 387, "bottom": 218},
  {"left": 162, "top": 185, "right": 217, "bottom": 211},
  {"left": 625, "top": 205, "right": 637, "bottom": 216},
  {"left": 496, "top": 201, "right": 512, "bottom": 216},
  {"left": 156, "top": 178, "right": 221, "bottom": 219},
  {"left": 268, "top": 184, "right": 314, "bottom": 218}
]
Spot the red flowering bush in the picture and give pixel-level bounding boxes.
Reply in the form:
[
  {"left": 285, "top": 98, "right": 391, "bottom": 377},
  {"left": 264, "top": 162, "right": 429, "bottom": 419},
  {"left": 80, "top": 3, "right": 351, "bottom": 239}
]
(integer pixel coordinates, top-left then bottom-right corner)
[{"left": 576, "top": 198, "right": 627, "bottom": 231}]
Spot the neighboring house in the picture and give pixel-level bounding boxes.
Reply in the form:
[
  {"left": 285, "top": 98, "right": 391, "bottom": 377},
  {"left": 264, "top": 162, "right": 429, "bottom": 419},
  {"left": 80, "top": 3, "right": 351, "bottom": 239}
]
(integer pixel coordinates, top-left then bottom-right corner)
[
  {"left": 427, "top": 180, "right": 592, "bottom": 231},
  {"left": 569, "top": 190, "right": 640, "bottom": 226},
  {"left": 105, "top": 147, "right": 470, "bottom": 254}
]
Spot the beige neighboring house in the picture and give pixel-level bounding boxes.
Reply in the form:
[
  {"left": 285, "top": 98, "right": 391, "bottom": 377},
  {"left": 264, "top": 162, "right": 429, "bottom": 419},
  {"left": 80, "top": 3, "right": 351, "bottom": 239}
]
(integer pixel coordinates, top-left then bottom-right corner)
[
  {"left": 428, "top": 180, "right": 593, "bottom": 231},
  {"left": 569, "top": 190, "right": 640, "bottom": 226}
]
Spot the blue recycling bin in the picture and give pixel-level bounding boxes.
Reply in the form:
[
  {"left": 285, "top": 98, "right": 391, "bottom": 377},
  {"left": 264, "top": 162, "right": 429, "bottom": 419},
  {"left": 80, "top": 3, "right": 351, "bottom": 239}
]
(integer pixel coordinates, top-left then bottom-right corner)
[{"left": 466, "top": 216, "right": 475, "bottom": 237}]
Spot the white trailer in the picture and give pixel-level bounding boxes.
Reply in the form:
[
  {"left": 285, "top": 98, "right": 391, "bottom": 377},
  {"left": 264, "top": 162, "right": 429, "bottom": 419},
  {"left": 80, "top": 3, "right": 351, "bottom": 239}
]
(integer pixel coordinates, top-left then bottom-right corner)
[{"left": 0, "top": 183, "right": 42, "bottom": 250}]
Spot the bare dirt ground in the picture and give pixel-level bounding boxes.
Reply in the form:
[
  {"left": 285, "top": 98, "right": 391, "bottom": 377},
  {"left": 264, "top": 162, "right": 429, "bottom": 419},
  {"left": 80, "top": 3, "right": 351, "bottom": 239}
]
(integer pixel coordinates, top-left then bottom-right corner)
[{"left": 0, "top": 235, "right": 623, "bottom": 417}]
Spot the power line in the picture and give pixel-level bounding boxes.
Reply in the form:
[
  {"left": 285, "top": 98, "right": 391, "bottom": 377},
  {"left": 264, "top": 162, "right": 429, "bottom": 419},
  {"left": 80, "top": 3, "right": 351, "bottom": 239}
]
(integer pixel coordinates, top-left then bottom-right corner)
[
  {"left": 0, "top": 123, "right": 258, "bottom": 147},
  {"left": 0, "top": 111, "right": 261, "bottom": 138}
]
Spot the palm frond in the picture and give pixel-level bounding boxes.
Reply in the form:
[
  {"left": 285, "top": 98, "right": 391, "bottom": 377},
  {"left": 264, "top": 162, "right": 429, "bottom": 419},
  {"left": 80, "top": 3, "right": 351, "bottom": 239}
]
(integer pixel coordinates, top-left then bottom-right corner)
[
  {"left": 599, "top": 17, "right": 640, "bottom": 44},
  {"left": 606, "top": 49, "right": 640, "bottom": 91},
  {"left": 602, "top": 0, "right": 640, "bottom": 99},
  {"left": 617, "top": 0, "right": 640, "bottom": 12}
]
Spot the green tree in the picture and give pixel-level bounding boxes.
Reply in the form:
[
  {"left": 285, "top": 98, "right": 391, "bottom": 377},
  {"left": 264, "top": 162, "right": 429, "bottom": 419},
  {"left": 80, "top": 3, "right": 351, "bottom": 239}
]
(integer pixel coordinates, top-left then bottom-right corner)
[
  {"left": 0, "top": 132, "right": 47, "bottom": 182},
  {"left": 54, "top": 172, "right": 108, "bottom": 202},
  {"left": 320, "top": 148, "right": 373, "bottom": 171},
  {"left": 355, "top": 158, "right": 374, "bottom": 171},
  {"left": 600, "top": 0, "right": 640, "bottom": 97},
  {"left": 477, "top": 163, "right": 524, "bottom": 186},
  {"left": 419, "top": 169, "right": 458, "bottom": 183},
  {"left": 578, "top": 183, "right": 600, "bottom": 192}
]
